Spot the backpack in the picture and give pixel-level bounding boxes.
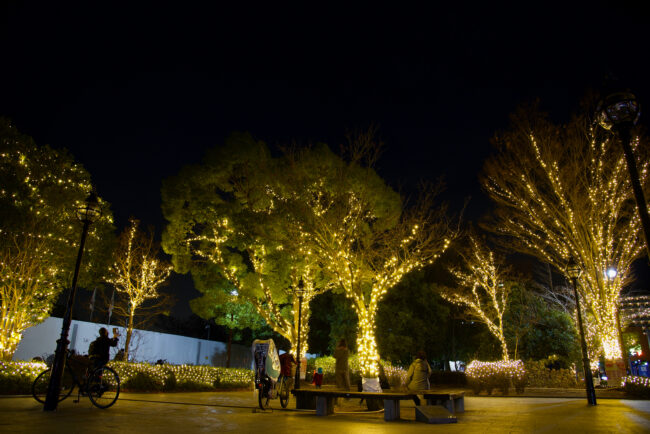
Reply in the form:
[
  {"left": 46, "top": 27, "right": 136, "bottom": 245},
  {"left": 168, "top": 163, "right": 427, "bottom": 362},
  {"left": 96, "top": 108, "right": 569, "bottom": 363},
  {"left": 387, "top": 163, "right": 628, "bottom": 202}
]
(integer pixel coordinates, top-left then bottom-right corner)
[{"left": 88, "top": 338, "right": 100, "bottom": 357}]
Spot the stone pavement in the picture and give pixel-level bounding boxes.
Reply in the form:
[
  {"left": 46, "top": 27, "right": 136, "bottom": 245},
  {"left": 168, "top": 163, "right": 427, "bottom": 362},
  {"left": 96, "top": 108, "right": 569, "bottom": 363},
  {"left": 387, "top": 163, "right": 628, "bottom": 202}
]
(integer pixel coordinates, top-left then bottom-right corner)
[{"left": 1, "top": 391, "right": 649, "bottom": 433}]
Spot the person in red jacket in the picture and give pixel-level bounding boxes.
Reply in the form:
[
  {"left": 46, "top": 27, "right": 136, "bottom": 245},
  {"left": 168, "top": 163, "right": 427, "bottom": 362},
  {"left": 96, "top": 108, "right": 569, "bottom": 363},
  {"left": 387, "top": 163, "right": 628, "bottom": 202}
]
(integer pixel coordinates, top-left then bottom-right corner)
[{"left": 279, "top": 352, "right": 296, "bottom": 382}]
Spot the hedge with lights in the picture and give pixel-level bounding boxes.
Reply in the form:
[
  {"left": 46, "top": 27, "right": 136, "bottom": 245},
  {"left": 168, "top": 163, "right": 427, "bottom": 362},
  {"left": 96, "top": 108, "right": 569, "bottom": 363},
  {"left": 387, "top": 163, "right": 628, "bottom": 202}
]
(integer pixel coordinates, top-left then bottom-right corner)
[
  {"left": 524, "top": 359, "right": 577, "bottom": 388},
  {"left": 0, "top": 360, "right": 253, "bottom": 394},
  {"left": 465, "top": 360, "right": 527, "bottom": 395},
  {"left": 306, "top": 355, "right": 407, "bottom": 388},
  {"left": 622, "top": 375, "right": 650, "bottom": 398},
  {"left": 0, "top": 360, "right": 47, "bottom": 394}
]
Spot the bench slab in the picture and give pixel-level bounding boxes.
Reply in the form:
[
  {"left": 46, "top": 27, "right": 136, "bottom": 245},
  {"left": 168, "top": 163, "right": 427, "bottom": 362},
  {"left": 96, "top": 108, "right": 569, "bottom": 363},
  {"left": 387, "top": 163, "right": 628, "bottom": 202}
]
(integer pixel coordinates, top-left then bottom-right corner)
[
  {"left": 415, "top": 405, "right": 457, "bottom": 424},
  {"left": 291, "top": 389, "right": 417, "bottom": 421},
  {"left": 423, "top": 392, "right": 465, "bottom": 413}
]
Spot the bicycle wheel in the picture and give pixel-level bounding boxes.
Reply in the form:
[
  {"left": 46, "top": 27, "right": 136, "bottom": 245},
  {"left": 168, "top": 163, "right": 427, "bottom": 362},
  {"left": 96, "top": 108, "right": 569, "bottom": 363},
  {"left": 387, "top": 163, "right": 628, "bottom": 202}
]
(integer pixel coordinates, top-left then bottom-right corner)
[
  {"left": 32, "top": 368, "right": 75, "bottom": 404},
  {"left": 258, "top": 385, "right": 271, "bottom": 410},
  {"left": 279, "top": 377, "right": 290, "bottom": 408},
  {"left": 87, "top": 366, "right": 120, "bottom": 409}
]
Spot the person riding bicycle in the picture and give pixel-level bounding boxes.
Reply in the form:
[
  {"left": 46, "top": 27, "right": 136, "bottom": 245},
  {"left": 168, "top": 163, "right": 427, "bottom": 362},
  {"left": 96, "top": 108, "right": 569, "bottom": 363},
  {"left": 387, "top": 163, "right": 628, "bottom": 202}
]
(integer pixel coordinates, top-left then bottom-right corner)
[{"left": 89, "top": 327, "right": 119, "bottom": 369}]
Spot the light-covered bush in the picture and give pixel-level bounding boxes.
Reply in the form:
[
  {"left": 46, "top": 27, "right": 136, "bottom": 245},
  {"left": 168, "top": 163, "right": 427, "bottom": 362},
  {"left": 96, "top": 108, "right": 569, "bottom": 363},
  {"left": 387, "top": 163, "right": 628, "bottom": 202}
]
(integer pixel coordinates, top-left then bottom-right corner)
[
  {"left": 524, "top": 359, "right": 577, "bottom": 388},
  {"left": 0, "top": 360, "right": 47, "bottom": 394},
  {"left": 306, "top": 355, "right": 406, "bottom": 388},
  {"left": 465, "top": 360, "right": 526, "bottom": 395},
  {"left": 108, "top": 361, "right": 254, "bottom": 391},
  {"left": 622, "top": 376, "right": 650, "bottom": 398}
]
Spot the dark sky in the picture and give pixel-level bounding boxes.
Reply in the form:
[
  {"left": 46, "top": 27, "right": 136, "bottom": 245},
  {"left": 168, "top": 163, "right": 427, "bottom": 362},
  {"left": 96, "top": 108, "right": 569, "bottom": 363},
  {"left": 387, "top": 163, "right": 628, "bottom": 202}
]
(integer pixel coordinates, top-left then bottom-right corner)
[{"left": 2, "top": 2, "right": 649, "bottom": 316}]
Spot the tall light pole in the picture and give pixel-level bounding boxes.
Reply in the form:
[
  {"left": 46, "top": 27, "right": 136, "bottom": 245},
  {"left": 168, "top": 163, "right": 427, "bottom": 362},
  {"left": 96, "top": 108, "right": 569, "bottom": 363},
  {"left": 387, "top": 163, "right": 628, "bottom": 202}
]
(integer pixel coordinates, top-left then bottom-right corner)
[
  {"left": 293, "top": 279, "right": 305, "bottom": 389},
  {"left": 597, "top": 92, "right": 650, "bottom": 261},
  {"left": 44, "top": 192, "right": 101, "bottom": 411},
  {"left": 567, "top": 258, "right": 597, "bottom": 406}
]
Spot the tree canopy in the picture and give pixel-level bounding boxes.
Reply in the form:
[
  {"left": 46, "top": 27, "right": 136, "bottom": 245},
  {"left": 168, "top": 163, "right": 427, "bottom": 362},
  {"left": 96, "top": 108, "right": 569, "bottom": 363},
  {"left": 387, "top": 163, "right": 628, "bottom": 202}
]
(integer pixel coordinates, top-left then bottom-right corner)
[{"left": 0, "top": 118, "right": 114, "bottom": 359}]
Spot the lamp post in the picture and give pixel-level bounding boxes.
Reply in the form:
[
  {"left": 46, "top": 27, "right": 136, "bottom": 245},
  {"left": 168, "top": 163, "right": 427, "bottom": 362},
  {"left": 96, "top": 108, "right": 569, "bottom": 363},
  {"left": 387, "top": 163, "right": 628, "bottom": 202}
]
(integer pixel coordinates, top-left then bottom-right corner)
[
  {"left": 597, "top": 92, "right": 650, "bottom": 261},
  {"left": 567, "top": 258, "right": 597, "bottom": 406},
  {"left": 293, "top": 279, "right": 305, "bottom": 389},
  {"left": 44, "top": 192, "right": 101, "bottom": 411}
]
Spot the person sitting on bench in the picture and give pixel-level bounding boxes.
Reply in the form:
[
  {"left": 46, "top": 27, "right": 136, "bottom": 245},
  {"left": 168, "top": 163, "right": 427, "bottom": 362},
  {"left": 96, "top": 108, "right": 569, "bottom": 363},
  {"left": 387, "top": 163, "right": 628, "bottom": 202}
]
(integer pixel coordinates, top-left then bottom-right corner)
[{"left": 406, "top": 350, "right": 431, "bottom": 405}]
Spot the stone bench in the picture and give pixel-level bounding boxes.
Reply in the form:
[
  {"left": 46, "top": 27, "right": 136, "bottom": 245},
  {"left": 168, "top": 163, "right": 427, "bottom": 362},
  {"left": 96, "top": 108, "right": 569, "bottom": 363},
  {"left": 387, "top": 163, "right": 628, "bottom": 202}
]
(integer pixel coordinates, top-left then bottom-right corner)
[
  {"left": 291, "top": 389, "right": 418, "bottom": 421},
  {"left": 423, "top": 391, "right": 465, "bottom": 414}
]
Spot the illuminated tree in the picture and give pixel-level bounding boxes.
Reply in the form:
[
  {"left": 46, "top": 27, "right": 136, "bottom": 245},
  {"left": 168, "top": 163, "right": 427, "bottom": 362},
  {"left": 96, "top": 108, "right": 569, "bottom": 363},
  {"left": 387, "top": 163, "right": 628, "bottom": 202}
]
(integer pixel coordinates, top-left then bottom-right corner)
[
  {"left": 107, "top": 218, "right": 172, "bottom": 361},
  {"left": 481, "top": 105, "right": 648, "bottom": 360},
  {"left": 0, "top": 118, "right": 114, "bottom": 360},
  {"left": 190, "top": 286, "right": 266, "bottom": 367},
  {"left": 162, "top": 133, "right": 330, "bottom": 358},
  {"left": 276, "top": 139, "right": 456, "bottom": 379},
  {"left": 441, "top": 237, "right": 512, "bottom": 361}
]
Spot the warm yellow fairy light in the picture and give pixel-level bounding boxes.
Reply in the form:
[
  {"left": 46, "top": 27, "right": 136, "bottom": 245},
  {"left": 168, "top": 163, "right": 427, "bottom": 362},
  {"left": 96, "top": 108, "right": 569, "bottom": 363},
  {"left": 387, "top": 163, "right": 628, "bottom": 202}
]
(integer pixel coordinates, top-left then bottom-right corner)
[
  {"left": 107, "top": 218, "right": 172, "bottom": 360},
  {"left": 0, "top": 138, "right": 111, "bottom": 361},
  {"left": 442, "top": 237, "right": 511, "bottom": 361},
  {"left": 482, "top": 116, "right": 648, "bottom": 361}
]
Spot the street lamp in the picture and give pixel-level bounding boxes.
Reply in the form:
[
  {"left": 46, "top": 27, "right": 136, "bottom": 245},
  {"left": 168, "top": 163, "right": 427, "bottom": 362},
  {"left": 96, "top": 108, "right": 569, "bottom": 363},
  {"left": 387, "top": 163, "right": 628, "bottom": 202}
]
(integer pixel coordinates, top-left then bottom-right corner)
[
  {"left": 597, "top": 92, "right": 650, "bottom": 261},
  {"left": 605, "top": 267, "right": 617, "bottom": 280},
  {"left": 293, "top": 279, "right": 305, "bottom": 389},
  {"left": 44, "top": 192, "right": 101, "bottom": 411},
  {"left": 567, "top": 257, "right": 597, "bottom": 406}
]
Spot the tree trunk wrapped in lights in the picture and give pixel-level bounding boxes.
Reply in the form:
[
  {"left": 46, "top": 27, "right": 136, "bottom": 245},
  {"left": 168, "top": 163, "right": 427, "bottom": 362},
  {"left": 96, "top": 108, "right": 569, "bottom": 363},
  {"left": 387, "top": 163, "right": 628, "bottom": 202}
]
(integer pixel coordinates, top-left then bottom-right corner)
[
  {"left": 441, "top": 237, "right": 511, "bottom": 361},
  {"left": 481, "top": 105, "right": 649, "bottom": 360},
  {"left": 278, "top": 140, "right": 457, "bottom": 380},
  {"left": 107, "top": 218, "right": 172, "bottom": 361}
]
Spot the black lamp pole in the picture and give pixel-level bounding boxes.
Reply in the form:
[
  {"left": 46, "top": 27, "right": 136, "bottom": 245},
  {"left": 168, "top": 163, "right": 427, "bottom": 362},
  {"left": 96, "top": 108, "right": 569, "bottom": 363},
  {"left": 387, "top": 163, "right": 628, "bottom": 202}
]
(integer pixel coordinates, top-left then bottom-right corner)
[
  {"left": 44, "top": 192, "right": 101, "bottom": 411},
  {"left": 294, "top": 279, "right": 305, "bottom": 389},
  {"left": 597, "top": 92, "right": 650, "bottom": 261},
  {"left": 567, "top": 258, "right": 597, "bottom": 406}
]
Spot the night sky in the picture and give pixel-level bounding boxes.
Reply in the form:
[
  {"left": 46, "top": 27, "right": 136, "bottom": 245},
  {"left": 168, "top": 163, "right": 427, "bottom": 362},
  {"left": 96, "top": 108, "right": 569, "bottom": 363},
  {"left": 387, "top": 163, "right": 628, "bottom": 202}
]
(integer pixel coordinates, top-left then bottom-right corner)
[{"left": 2, "top": 2, "right": 649, "bottom": 316}]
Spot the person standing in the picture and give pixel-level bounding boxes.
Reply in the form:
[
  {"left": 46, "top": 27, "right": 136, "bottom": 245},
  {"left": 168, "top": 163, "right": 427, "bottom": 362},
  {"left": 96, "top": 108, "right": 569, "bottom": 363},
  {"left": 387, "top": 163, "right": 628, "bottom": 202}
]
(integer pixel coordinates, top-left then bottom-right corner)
[
  {"left": 406, "top": 350, "right": 431, "bottom": 405},
  {"left": 89, "top": 327, "right": 119, "bottom": 369},
  {"left": 334, "top": 339, "right": 351, "bottom": 390}
]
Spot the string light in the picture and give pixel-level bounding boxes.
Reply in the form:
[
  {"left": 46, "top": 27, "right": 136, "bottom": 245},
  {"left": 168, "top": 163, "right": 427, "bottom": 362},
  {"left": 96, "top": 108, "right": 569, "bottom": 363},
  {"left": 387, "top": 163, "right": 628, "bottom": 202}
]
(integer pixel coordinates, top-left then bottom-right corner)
[
  {"left": 483, "top": 117, "right": 648, "bottom": 361},
  {"left": 107, "top": 218, "right": 172, "bottom": 361},
  {"left": 442, "top": 238, "right": 511, "bottom": 360},
  {"left": 1, "top": 134, "right": 113, "bottom": 360}
]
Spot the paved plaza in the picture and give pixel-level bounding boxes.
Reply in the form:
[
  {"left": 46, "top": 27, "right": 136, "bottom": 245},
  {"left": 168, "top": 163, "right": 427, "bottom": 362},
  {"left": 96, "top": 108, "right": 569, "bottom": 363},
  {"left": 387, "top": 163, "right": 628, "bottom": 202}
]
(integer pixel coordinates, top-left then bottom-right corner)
[{"left": 1, "top": 391, "right": 649, "bottom": 433}]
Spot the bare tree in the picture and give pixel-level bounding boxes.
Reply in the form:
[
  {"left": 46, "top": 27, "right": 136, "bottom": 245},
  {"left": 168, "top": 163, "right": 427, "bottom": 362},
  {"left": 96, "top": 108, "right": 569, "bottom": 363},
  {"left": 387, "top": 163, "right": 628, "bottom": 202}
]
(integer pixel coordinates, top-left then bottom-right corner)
[
  {"left": 107, "top": 218, "right": 172, "bottom": 361},
  {"left": 481, "top": 105, "right": 648, "bottom": 360},
  {"left": 441, "top": 237, "right": 512, "bottom": 361},
  {"left": 530, "top": 262, "right": 575, "bottom": 314}
]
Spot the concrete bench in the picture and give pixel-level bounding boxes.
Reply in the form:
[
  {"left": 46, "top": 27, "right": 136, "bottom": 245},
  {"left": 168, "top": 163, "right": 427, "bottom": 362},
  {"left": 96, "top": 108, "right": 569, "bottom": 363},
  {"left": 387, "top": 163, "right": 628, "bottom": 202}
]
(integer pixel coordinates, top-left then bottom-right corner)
[
  {"left": 291, "top": 389, "right": 418, "bottom": 421},
  {"left": 422, "top": 391, "right": 465, "bottom": 414}
]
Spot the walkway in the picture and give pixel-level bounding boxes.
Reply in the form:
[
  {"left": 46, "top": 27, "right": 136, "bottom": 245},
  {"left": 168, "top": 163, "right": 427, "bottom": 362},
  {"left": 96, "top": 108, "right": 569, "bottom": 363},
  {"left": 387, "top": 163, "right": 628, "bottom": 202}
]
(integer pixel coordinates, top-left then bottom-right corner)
[{"left": 1, "top": 391, "right": 649, "bottom": 433}]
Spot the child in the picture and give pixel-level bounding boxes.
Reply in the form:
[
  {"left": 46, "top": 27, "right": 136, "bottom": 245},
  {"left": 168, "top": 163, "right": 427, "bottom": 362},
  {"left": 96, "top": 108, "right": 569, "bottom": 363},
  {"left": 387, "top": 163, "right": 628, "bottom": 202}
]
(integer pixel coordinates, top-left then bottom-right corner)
[{"left": 312, "top": 367, "right": 324, "bottom": 388}]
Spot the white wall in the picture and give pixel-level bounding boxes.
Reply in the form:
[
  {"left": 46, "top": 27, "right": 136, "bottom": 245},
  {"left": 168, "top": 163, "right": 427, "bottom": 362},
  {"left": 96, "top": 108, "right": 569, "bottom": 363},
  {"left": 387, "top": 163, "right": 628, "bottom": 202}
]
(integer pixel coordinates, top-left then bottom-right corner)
[{"left": 13, "top": 317, "right": 252, "bottom": 368}]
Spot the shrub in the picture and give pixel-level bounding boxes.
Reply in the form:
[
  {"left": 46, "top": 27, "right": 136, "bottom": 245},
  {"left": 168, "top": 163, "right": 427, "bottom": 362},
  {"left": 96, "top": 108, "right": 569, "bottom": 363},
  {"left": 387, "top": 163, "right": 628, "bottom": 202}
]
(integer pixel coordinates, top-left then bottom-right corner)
[
  {"left": 108, "top": 361, "right": 253, "bottom": 392},
  {"left": 524, "top": 359, "right": 577, "bottom": 388},
  {"left": 306, "top": 355, "right": 407, "bottom": 389},
  {"left": 622, "top": 376, "right": 650, "bottom": 398},
  {"left": 0, "top": 361, "right": 47, "bottom": 394},
  {"left": 0, "top": 360, "right": 254, "bottom": 394},
  {"left": 465, "top": 360, "right": 526, "bottom": 395},
  {"left": 122, "top": 371, "right": 164, "bottom": 392}
]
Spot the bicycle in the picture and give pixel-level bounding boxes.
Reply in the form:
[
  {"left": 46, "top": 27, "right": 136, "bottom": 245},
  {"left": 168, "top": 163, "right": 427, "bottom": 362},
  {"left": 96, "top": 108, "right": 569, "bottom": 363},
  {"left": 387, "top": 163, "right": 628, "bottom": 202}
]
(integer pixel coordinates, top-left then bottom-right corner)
[
  {"left": 253, "top": 339, "right": 292, "bottom": 410},
  {"left": 257, "top": 374, "right": 292, "bottom": 410},
  {"left": 32, "top": 350, "right": 120, "bottom": 409}
]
